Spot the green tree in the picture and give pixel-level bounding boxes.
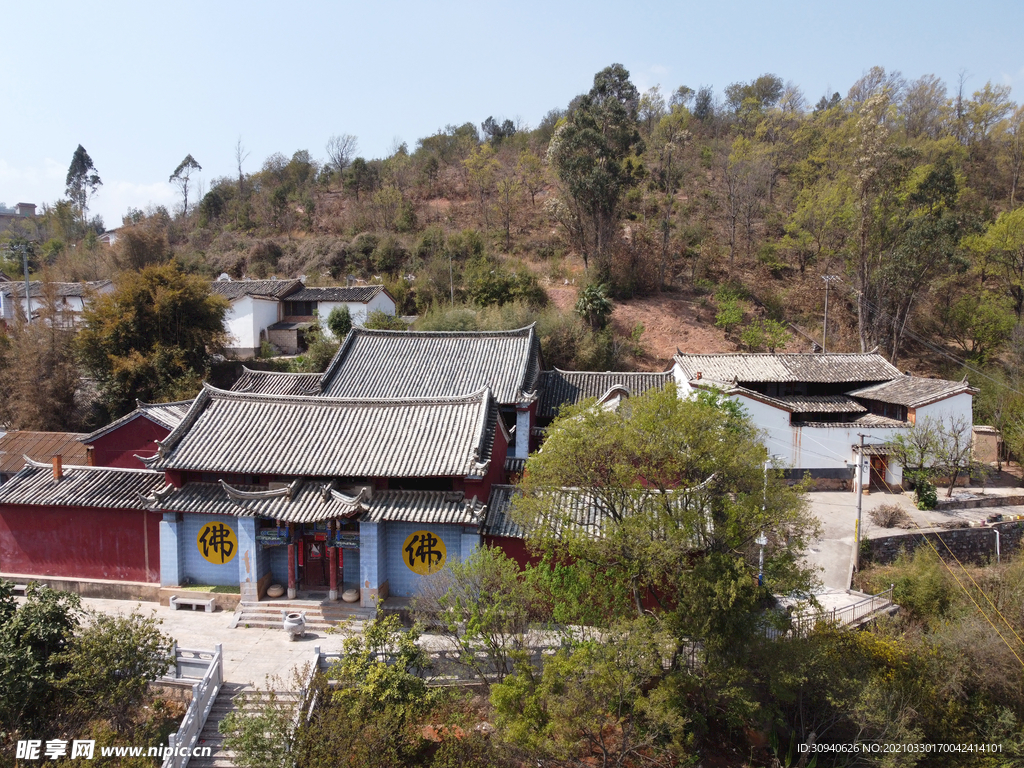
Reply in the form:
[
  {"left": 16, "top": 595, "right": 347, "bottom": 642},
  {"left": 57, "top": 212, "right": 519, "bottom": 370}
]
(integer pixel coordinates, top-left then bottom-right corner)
[
  {"left": 0, "top": 582, "right": 81, "bottom": 740},
  {"left": 412, "top": 546, "right": 538, "bottom": 685},
  {"left": 548, "top": 64, "right": 644, "bottom": 277},
  {"left": 169, "top": 154, "right": 202, "bottom": 217},
  {"left": 56, "top": 610, "right": 173, "bottom": 734},
  {"left": 326, "top": 304, "right": 352, "bottom": 339},
  {"left": 65, "top": 144, "right": 102, "bottom": 225},
  {"left": 363, "top": 309, "right": 408, "bottom": 330},
  {"left": 574, "top": 282, "right": 612, "bottom": 329},
  {"left": 512, "top": 385, "right": 815, "bottom": 622},
  {"left": 491, "top": 618, "right": 687, "bottom": 767},
  {"left": 78, "top": 263, "right": 228, "bottom": 416}
]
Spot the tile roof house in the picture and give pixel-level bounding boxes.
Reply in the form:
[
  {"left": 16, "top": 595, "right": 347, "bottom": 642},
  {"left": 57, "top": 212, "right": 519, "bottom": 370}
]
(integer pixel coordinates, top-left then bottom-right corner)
[
  {"left": 209, "top": 278, "right": 304, "bottom": 358},
  {"left": 0, "top": 280, "right": 113, "bottom": 326},
  {"left": 80, "top": 400, "right": 193, "bottom": 469},
  {"left": 210, "top": 278, "right": 397, "bottom": 358},
  {"left": 673, "top": 352, "right": 976, "bottom": 491},
  {"left": 0, "top": 431, "right": 89, "bottom": 483}
]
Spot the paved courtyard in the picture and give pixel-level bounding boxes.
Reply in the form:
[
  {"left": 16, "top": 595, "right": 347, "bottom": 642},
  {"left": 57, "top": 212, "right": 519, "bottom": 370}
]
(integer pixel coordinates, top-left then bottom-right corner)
[{"left": 76, "top": 597, "right": 343, "bottom": 686}]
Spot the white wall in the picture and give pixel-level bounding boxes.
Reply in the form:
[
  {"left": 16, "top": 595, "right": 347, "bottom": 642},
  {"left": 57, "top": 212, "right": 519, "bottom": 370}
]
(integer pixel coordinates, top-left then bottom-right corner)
[
  {"left": 223, "top": 296, "right": 282, "bottom": 353},
  {"left": 223, "top": 295, "right": 255, "bottom": 350},
  {"left": 319, "top": 293, "right": 398, "bottom": 339},
  {"left": 914, "top": 392, "right": 973, "bottom": 430},
  {"left": 730, "top": 393, "right": 909, "bottom": 475}
]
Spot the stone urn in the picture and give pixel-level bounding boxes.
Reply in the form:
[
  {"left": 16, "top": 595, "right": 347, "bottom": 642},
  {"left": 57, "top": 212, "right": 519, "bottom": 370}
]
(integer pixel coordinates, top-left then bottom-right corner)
[{"left": 282, "top": 610, "right": 306, "bottom": 641}]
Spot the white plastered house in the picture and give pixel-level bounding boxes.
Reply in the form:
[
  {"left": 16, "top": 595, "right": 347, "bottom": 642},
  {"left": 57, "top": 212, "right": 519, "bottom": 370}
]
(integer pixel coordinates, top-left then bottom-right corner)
[
  {"left": 209, "top": 278, "right": 304, "bottom": 359},
  {"left": 672, "top": 353, "right": 976, "bottom": 492},
  {"left": 0, "top": 280, "right": 113, "bottom": 326}
]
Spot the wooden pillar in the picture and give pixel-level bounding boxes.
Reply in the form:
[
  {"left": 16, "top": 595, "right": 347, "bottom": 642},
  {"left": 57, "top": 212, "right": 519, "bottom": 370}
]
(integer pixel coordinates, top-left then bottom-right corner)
[
  {"left": 328, "top": 543, "right": 338, "bottom": 601},
  {"left": 287, "top": 523, "right": 297, "bottom": 599}
]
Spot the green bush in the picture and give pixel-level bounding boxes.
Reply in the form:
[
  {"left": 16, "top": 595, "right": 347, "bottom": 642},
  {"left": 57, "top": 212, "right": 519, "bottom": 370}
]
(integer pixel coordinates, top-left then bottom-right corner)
[
  {"left": 915, "top": 479, "right": 938, "bottom": 510},
  {"left": 715, "top": 298, "right": 743, "bottom": 333}
]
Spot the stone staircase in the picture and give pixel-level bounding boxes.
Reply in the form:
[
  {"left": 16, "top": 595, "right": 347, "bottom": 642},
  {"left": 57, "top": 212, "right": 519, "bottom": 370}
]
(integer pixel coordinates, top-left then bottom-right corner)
[
  {"left": 189, "top": 683, "right": 301, "bottom": 768},
  {"left": 231, "top": 599, "right": 374, "bottom": 633}
]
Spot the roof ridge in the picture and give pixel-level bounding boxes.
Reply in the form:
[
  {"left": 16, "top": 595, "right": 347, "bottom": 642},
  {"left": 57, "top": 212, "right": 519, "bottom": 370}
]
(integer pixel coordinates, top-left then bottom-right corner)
[
  {"left": 352, "top": 323, "right": 536, "bottom": 338},
  {"left": 238, "top": 366, "right": 322, "bottom": 378},
  {"left": 21, "top": 458, "right": 162, "bottom": 475},
  {"left": 204, "top": 382, "right": 493, "bottom": 408},
  {"left": 549, "top": 367, "right": 674, "bottom": 375}
]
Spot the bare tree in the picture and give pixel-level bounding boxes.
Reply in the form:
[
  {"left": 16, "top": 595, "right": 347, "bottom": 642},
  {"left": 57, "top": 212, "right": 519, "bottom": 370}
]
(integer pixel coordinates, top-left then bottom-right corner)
[
  {"left": 325, "top": 133, "right": 358, "bottom": 178},
  {"left": 234, "top": 136, "right": 250, "bottom": 195}
]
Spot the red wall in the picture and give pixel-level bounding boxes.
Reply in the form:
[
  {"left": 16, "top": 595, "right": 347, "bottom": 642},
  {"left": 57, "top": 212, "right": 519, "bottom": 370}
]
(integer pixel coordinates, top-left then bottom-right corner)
[
  {"left": 0, "top": 505, "right": 162, "bottom": 583},
  {"left": 462, "top": 420, "right": 510, "bottom": 503},
  {"left": 86, "top": 416, "right": 171, "bottom": 469}
]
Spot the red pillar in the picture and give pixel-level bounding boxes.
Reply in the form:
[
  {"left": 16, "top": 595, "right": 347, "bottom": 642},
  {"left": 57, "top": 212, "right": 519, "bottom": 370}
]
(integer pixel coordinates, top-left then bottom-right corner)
[
  {"left": 328, "top": 544, "right": 338, "bottom": 601},
  {"left": 287, "top": 524, "right": 297, "bottom": 599}
]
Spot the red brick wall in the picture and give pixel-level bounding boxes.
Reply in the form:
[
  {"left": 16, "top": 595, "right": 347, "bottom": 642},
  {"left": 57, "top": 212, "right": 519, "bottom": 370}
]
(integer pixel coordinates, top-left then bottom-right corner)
[{"left": 0, "top": 504, "right": 161, "bottom": 583}]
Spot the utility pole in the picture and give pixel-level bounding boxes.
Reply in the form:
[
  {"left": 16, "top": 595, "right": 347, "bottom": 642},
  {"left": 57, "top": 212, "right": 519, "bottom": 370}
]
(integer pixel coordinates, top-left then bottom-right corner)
[
  {"left": 854, "top": 433, "right": 865, "bottom": 572},
  {"left": 822, "top": 275, "right": 839, "bottom": 352},
  {"left": 4, "top": 243, "right": 32, "bottom": 325}
]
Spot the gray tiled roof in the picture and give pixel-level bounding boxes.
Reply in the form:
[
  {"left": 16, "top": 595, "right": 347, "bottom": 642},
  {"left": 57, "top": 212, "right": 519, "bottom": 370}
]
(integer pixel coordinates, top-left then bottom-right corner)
[
  {"left": 538, "top": 369, "right": 674, "bottom": 419},
  {"left": 729, "top": 389, "right": 868, "bottom": 414},
  {"left": 81, "top": 399, "right": 193, "bottom": 443},
  {"left": 159, "top": 480, "right": 356, "bottom": 523},
  {"left": 319, "top": 326, "right": 542, "bottom": 405},
  {"left": 159, "top": 482, "right": 484, "bottom": 526},
  {"left": 0, "top": 461, "right": 165, "bottom": 509},
  {"left": 209, "top": 279, "right": 303, "bottom": 300},
  {"left": 285, "top": 285, "right": 386, "bottom": 303},
  {"left": 361, "top": 490, "right": 485, "bottom": 526},
  {"left": 847, "top": 376, "right": 975, "bottom": 408},
  {"left": 483, "top": 485, "right": 525, "bottom": 538},
  {"left": 802, "top": 413, "right": 910, "bottom": 429},
  {"left": 674, "top": 353, "right": 902, "bottom": 384},
  {"left": 0, "top": 280, "right": 112, "bottom": 298},
  {"left": 154, "top": 385, "right": 499, "bottom": 479},
  {"left": 231, "top": 368, "right": 323, "bottom": 397}
]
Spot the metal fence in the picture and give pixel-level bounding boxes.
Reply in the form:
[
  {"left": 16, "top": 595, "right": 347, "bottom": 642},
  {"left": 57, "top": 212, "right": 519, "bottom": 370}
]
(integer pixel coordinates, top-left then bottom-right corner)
[
  {"left": 162, "top": 644, "right": 223, "bottom": 768},
  {"left": 765, "top": 586, "right": 895, "bottom": 640}
]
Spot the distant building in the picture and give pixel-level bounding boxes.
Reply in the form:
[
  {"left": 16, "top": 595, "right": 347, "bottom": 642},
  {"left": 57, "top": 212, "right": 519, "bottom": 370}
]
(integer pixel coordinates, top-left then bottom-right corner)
[
  {"left": 673, "top": 352, "right": 976, "bottom": 491},
  {"left": 209, "top": 279, "right": 397, "bottom": 358},
  {"left": 0, "top": 202, "right": 38, "bottom": 236},
  {"left": 0, "top": 280, "right": 114, "bottom": 326}
]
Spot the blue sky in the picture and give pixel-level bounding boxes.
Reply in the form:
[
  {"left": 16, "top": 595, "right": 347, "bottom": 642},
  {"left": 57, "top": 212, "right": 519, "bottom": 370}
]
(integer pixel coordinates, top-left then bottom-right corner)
[{"left": 2, "top": 0, "right": 1022, "bottom": 228}]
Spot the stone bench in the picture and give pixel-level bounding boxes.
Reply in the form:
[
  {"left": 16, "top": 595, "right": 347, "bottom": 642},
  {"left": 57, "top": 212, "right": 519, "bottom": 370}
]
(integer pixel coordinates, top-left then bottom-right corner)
[
  {"left": 169, "top": 594, "right": 216, "bottom": 612},
  {"left": 12, "top": 584, "right": 27, "bottom": 596}
]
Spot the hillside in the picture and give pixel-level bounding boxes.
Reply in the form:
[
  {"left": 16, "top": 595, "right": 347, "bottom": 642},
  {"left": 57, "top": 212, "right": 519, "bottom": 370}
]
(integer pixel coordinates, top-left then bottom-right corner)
[{"left": 6, "top": 63, "right": 1024, "bottom": 423}]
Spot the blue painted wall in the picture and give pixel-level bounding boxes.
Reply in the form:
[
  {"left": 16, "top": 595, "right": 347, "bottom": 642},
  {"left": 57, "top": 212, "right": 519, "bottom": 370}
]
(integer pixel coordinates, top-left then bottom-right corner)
[
  {"left": 180, "top": 513, "right": 241, "bottom": 587},
  {"left": 159, "top": 514, "right": 183, "bottom": 587},
  {"left": 384, "top": 521, "right": 473, "bottom": 597}
]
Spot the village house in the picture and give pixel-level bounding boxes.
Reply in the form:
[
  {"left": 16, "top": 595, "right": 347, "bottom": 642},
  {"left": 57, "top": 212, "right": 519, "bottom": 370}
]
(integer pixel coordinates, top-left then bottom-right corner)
[
  {"left": 0, "top": 330, "right": 979, "bottom": 605},
  {"left": 210, "top": 278, "right": 398, "bottom": 358},
  {"left": 0, "top": 280, "right": 113, "bottom": 326},
  {"left": 672, "top": 352, "right": 976, "bottom": 491}
]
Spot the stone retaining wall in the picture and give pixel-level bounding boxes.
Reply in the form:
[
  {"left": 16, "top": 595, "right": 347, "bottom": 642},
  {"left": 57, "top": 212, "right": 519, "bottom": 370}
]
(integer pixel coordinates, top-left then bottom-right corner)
[{"left": 867, "top": 521, "right": 1024, "bottom": 565}]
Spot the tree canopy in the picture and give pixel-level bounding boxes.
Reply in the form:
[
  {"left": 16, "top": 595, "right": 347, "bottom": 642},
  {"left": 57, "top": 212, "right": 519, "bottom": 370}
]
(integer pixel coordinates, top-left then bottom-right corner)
[{"left": 78, "top": 263, "right": 227, "bottom": 416}]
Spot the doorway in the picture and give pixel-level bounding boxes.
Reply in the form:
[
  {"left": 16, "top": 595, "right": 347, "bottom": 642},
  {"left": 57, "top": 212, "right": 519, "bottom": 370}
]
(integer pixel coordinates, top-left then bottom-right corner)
[
  {"left": 869, "top": 455, "right": 888, "bottom": 491},
  {"left": 303, "top": 538, "right": 328, "bottom": 587}
]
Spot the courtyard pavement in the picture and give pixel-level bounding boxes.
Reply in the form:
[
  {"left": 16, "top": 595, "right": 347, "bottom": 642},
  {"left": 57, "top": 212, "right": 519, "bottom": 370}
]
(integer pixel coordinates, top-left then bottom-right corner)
[{"left": 75, "top": 597, "right": 340, "bottom": 687}]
